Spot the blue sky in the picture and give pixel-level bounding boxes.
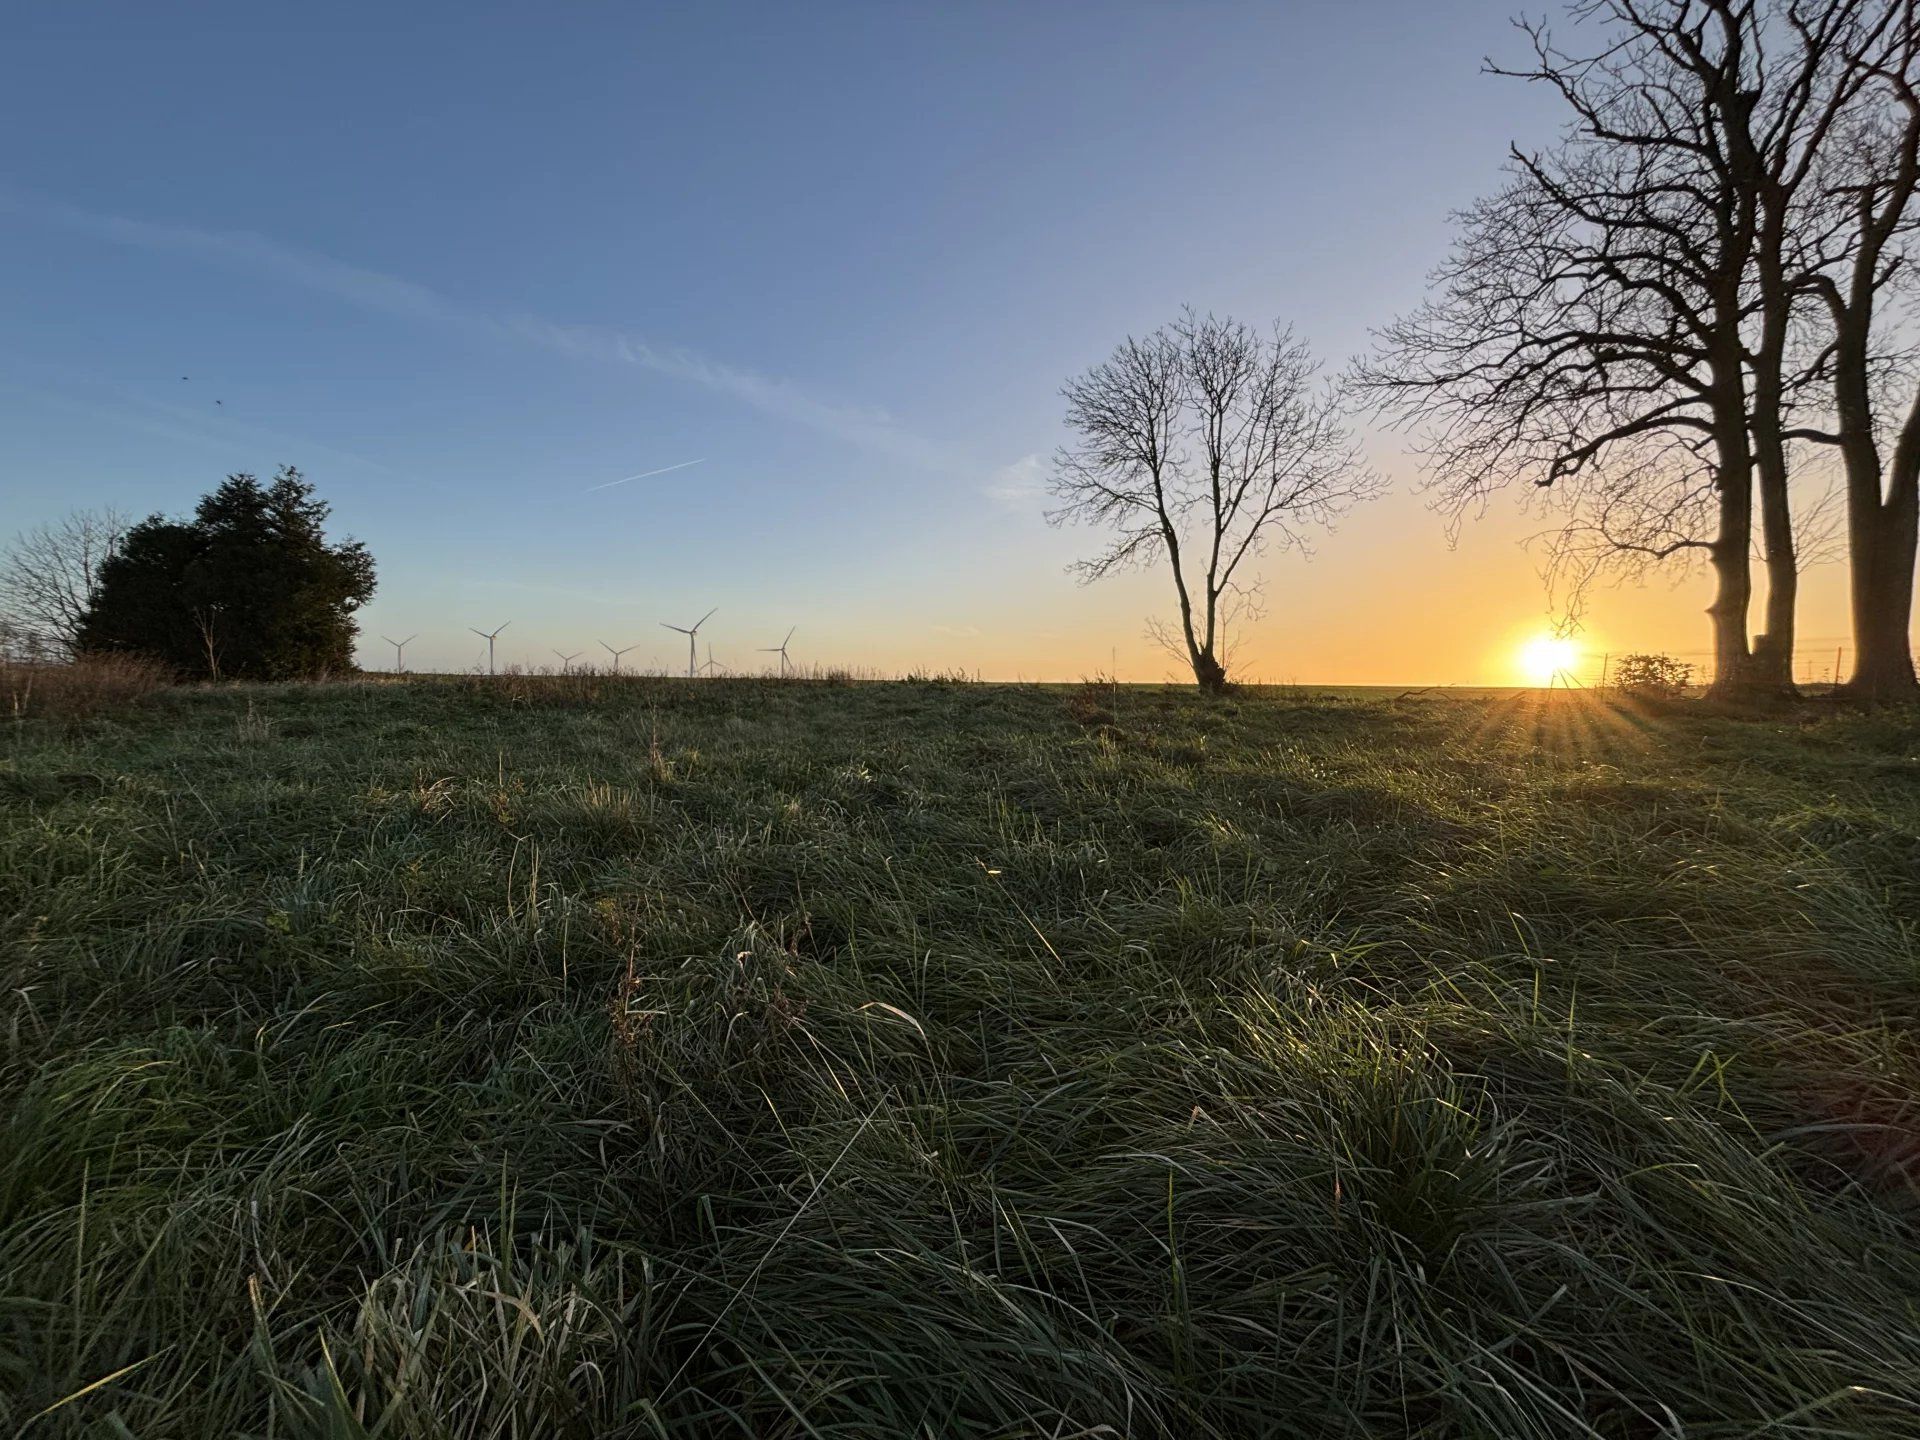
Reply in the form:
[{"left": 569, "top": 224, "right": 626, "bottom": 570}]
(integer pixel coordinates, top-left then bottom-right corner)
[{"left": 8, "top": 0, "right": 1799, "bottom": 682}]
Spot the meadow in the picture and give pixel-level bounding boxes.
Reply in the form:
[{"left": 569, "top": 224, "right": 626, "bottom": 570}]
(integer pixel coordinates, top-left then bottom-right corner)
[{"left": 2, "top": 674, "right": 1918, "bottom": 1437}]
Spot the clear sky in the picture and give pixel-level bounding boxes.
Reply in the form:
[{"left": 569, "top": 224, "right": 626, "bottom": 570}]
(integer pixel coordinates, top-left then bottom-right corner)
[{"left": 0, "top": 1, "right": 1869, "bottom": 684}]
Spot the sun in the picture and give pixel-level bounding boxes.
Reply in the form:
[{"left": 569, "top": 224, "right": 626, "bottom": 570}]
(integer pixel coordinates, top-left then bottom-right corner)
[{"left": 1518, "top": 633, "right": 1581, "bottom": 686}]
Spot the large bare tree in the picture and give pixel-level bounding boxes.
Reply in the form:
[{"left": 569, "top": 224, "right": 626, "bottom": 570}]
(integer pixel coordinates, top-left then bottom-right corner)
[
  {"left": 1360, "top": 21, "right": 1765, "bottom": 693},
  {"left": 1789, "top": 3, "right": 1920, "bottom": 698},
  {"left": 1362, "top": 0, "right": 1909, "bottom": 699},
  {"left": 0, "top": 509, "right": 129, "bottom": 660},
  {"left": 1049, "top": 310, "right": 1379, "bottom": 691},
  {"left": 1666, "top": 0, "right": 1917, "bottom": 697}
]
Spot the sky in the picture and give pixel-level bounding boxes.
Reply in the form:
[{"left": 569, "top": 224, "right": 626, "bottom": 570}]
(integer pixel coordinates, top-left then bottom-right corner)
[{"left": 0, "top": 1, "right": 1872, "bottom": 685}]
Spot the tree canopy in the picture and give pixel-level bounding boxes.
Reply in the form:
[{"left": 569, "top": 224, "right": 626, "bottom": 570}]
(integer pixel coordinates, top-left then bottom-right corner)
[{"left": 79, "top": 468, "right": 375, "bottom": 680}]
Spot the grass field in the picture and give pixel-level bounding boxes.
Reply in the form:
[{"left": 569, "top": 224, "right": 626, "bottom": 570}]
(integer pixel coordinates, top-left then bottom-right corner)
[{"left": 3, "top": 675, "right": 1919, "bottom": 1437}]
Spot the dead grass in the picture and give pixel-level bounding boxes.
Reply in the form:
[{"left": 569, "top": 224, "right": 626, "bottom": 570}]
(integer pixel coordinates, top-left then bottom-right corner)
[{"left": 1, "top": 654, "right": 173, "bottom": 721}]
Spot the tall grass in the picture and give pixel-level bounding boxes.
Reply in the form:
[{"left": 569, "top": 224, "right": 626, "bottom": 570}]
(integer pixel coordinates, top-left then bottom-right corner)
[
  {"left": 1, "top": 653, "right": 172, "bottom": 721},
  {"left": 1, "top": 680, "right": 1917, "bottom": 1436}
]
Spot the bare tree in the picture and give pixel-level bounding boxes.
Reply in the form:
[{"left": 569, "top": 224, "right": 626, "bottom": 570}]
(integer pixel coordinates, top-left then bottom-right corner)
[
  {"left": 1636, "top": 0, "right": 1914, "bottom": 693},
  {"left": 1359, "top": 87, "right": 1763, "bottom": 691},
  {"left": 1049, "top": 310, "right": 1379, "bottom": 691},
  {"left": 0, "top": 509, "right": 130, "bottom": 660},
  {"left": 1361, "top": 0, "right": 1901, "bottom": 699},
  {"left": 1787, "top": 2, "right": 1920, "bottom": 698}
]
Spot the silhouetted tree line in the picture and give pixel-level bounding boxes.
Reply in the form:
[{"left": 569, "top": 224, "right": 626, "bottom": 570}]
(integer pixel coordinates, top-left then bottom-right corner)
[
  {"left": 7, "top": 5, "right": 1915, "bottom": 700},
  {"left": 55, "top": 468, "right": 375, "bottom": 680}
]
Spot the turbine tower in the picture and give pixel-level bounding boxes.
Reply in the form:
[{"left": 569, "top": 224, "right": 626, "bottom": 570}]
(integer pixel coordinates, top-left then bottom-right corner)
[
  {"left": 660, "top": 608, "right": 715, "bottom": 679},
  {"left": 599, "top": 639, "right": 639, "bottom": 674},
  {"left": 382, "top": 633, "right": 417, "bottom": 674},
  {"left": 469, "top": 621, "right": 510, "bottom": 676},
  {"left": 758, "top": 626, "right": 796, "bottom": 677}
]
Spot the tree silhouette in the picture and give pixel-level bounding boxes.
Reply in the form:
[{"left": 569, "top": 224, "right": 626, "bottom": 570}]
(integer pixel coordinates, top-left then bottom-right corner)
[
  {"left": 1050, "top": 310, "right": 1378, "bottom": 691},
  {"left": 0, "top": 509, "right": 129, "bottom": 659},
  {"left": 80, "top": 468, "right": 375, "bottom": 679},
  {"left": 1362, "top": 0, "right": 1917, "bottom": 700}
]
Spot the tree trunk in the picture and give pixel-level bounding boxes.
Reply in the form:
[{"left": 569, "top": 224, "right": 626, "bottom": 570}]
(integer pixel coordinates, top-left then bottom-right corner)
[
  {"left": 1829, "top": 243, "right": 1919, "bottom": 703},
  {"left": 1705, "top": 367, "right": 1760, "bottom": 701},
  {"left": 1190, "top": 648, "right": 1228, "bottom": 692},
  {"left": 1172, "top": 559, "right": 1229, "bottom": 692},
  {"left": 1750, "top": 294, "right": 1800, "bottom": 696},
  {"left": 1842, "top": 491, "right": 1919, "bottom": 702},
  {"left": 1705, "top": 532, "right": 1756, "bottom": 699},
  {"left": 1752, "top": 467, "right": 1799, "bottom": 695}
]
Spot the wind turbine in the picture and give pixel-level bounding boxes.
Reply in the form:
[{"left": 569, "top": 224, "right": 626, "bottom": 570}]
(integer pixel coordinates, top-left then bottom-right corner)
[
  {"left": 552, "top": 649, "right": 582, "bottom": 674},
  {"left": 759, "top": 626, "right": 796, "bottom": 677},
  {"left": 660, "top": 608, "right": 715, "bottom": 678},
  {"left": 469, "top": 621, "right": 511, "bottom": 676},
  {"left": 599, "top": 639, "right": 639, "bottom": 674},
  {"left": 382, "top": 633, "right": 417, "bottom": 673},
  {"left": 698, "top": 641, "right": 727, "bottom": 677}
]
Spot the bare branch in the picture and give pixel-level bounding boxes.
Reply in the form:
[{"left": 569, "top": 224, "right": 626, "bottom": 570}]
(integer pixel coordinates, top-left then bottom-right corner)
[
  {"left": 0, "top": 509, "right": 131, "bottom": 659},
  {"left": 1051, "top": 311, "right": 1381, "bottom": 689}
]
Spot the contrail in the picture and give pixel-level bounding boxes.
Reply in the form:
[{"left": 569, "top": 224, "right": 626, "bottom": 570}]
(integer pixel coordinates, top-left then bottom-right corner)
[{"left": 585, "top": 457, "right": 706, "bottom": 492}]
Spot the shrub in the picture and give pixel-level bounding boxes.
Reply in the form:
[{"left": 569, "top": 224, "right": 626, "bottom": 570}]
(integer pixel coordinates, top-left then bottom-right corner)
[
  {"left": 1611, "top": 652, "right": 1693, "bottom": 698},
  {"left": 1066, "top": 672, "right": 1120, "bottom": 729},
  {"left": 0, "top": 654, "right": 173, "bottom": 720}
]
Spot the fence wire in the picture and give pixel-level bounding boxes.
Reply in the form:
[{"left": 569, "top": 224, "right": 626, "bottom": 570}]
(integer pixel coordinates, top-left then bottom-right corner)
[{"left": 1562, "top": 638, "right": 1913, "bottom": 690}]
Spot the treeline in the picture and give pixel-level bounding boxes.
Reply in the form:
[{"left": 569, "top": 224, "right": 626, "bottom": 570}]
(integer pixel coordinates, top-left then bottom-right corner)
[{"left": 0, "top": 468, "right": 374, "bottom": 681}]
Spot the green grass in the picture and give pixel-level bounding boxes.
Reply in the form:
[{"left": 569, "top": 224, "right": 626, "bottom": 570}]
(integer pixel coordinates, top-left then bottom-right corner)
[{"left": 3, "top": 674, "right": 1919, "bottom": 1437}]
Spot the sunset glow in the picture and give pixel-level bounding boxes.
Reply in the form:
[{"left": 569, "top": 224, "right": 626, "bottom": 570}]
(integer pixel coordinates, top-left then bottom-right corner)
[
  {"left": 1518, "top": 634, "right": 1581, "bottom": 686},
  {"left": 1, "top": 1, "right": 1901, "bottom": 688}
]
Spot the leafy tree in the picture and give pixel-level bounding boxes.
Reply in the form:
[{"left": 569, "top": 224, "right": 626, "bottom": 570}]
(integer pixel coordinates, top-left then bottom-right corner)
[{"left": 79, "top": 468, "right": 375, "bottom": 679}]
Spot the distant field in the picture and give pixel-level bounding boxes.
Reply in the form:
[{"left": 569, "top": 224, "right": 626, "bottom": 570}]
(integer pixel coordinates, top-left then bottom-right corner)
[{"left": 3, "top": 677, "right": 1918, "bottom": 1437}]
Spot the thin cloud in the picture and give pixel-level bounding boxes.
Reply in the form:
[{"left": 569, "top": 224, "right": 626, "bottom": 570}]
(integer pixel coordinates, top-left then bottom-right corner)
[
  {"left": 586, "top": 457, "right": 706, "bottom": 493},
  {"left": 1, "top": 186, "right": 962, "bottom": 473},
  {"left": 985, "top": 453, "right": 1049, "bottom": 509}
]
